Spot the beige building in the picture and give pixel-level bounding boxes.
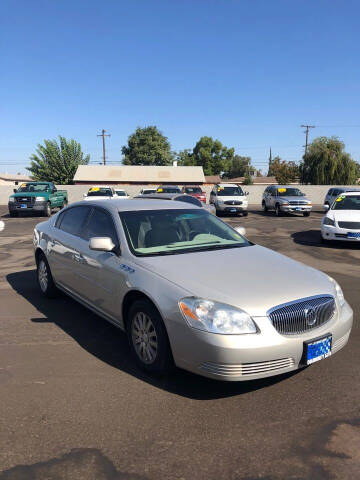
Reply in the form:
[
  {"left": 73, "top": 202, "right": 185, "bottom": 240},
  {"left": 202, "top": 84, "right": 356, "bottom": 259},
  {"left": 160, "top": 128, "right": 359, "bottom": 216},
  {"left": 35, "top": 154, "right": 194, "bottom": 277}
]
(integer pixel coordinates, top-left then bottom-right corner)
[
  {"left": 0, "top": 173, "right": 32, "bottom": 185},
  {"left": 74, "top": 165, "right": 206, "bottom": 186}
]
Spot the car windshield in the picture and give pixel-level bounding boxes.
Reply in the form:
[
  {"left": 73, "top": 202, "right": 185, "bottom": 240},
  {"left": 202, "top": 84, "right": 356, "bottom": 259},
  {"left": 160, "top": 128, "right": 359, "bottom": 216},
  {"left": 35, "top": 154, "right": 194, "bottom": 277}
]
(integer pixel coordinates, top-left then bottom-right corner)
[
  {"left": 87, "top": 187, "right": 113, "bottom": 197},
  {"left": 277, "top": 188, "right": 303, "bottom": 196},
  {"left": 157, "top": 187, "right": 180, "bottom": 193},
  {"left": 115, "top": 191, "right": 127, "bottom": 196},
  {"left": 185, "top": 187, "right": 202, "bottom": 194},
  {"left": 17, "top": 183, "right": 50, "bottom": 192},
  {"left": 332, "top": 195, "right": 360, "bottom": 210},
  {"left": 142, "top": 190, "right": 156, "bottom": 194},
  {"left": 120, "top": 209, "right": 250, "bottom": 256},
  {"left": 217, "top": 186, "right": 244, "bottom": 196}
]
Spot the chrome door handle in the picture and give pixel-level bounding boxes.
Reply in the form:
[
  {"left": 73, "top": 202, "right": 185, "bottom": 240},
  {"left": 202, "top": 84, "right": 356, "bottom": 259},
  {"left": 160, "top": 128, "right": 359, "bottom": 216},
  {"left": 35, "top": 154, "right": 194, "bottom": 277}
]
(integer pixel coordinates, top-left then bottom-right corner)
[{"left": 73, "top": 253, "right": 82, "bottom": 262}]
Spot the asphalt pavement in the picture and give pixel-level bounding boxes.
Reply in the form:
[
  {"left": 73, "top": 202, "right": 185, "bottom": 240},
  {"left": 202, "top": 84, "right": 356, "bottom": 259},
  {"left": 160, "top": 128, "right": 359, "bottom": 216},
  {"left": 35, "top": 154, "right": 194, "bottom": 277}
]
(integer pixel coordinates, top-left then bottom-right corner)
[{"left": 0, "top": 208, "right": 359, "bottom": 480}]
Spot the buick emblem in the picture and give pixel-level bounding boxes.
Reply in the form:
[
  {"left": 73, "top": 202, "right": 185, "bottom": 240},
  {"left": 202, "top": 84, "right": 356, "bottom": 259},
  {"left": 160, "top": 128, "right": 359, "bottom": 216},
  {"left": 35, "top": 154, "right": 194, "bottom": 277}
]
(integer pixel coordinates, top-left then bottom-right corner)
[{"left": 304, "top": 306, "right": 317, "bottom": 326}]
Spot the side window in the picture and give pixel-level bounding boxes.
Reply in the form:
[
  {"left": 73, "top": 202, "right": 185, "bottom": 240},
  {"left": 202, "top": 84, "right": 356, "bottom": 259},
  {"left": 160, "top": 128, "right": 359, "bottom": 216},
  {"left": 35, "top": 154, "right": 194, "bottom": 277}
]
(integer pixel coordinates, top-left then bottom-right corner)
[
  {"left": 83, "top": 208, "right": 118, "bottom": 245},
  {"left": 328, "top": 189, "right": 333, "bottom": 196},
  {"left": 57, "top": 206, "right": 90, "bottom": 236},
  {"left": 333, "top": 189, "right": 339, "bottom": 196}
]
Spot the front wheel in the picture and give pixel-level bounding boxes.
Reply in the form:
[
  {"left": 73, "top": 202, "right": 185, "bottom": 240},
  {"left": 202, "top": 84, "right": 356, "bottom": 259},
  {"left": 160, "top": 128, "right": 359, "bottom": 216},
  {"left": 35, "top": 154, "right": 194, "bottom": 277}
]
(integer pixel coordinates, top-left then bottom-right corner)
[
  {"left": 44, "top": 202, "right": 51, "bottom": 217},
  {"left": 36, "top": 254, "right": 58, "bottom": 298},
  {"left": 275, "top": 204, "right": 282, "bottom": 216},
  {"left": 127, "top": 299, "right": 173, "bottom": 376}
]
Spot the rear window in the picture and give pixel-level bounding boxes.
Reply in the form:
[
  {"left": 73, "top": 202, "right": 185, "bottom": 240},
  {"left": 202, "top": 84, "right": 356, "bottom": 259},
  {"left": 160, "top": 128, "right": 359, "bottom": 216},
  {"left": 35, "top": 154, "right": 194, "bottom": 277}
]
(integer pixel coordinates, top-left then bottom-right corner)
[
  {"left": 57, "top": 206, "right": 90, "bottom": 236},
  {"left": 184, "top": 187, "right": 202, "bottom": 194}
]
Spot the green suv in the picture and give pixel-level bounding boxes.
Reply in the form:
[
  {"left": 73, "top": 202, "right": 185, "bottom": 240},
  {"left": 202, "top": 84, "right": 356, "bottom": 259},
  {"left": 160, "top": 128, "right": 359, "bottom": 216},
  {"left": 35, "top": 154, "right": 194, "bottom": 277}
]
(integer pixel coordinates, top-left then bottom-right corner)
[{"left": 8, "top": 182, "right": 68, "bottom": 217}]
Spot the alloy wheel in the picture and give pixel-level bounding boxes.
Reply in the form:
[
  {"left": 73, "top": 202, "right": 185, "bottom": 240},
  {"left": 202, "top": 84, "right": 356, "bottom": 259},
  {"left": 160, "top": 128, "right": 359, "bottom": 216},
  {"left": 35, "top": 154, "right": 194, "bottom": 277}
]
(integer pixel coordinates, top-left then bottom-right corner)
[
  {"left": 131, "top": 312, "right": 158, "bottom": 365},
  {"left": 38, "top": 260, "right": 48, "bottom": 293}
]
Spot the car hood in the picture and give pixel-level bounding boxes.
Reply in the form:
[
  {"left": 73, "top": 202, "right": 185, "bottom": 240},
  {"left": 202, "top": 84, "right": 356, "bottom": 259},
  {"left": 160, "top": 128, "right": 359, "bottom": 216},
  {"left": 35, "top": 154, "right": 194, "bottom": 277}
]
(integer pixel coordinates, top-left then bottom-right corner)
[
  {"left": 83, "top": 196, "right": 113, "bottom": 201},
  {"left": 327, "top": 209, "right": 360, "bottom": 222},
  {"left": 278, "top": 196, "right": 310, "bottom": 203},
  {"left": 12, "top": 192, "right": 45, "bottom": 198},
  {"left": 135, "top": 245, "right": 334, "bottom": 317}
]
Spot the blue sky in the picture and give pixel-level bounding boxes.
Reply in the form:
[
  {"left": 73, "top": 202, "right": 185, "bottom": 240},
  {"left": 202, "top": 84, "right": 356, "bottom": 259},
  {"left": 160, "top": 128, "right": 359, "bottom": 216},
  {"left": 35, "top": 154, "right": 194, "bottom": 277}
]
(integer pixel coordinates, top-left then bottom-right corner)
[{"left": 1, "top": 0, "right": 360, "bottom": 174}]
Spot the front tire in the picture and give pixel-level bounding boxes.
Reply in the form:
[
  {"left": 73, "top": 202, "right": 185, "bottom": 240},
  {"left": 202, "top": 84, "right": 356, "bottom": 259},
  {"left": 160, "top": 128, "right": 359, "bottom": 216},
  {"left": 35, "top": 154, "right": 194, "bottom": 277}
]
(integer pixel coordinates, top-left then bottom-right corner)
[
  {"left": 127, "top": 299, "right": 173, "bottom": 376},
  {"left": 275, "top": 204, "right": 282, "bottom": 216},
  {"left": 36, "top": 254, "right": 58, "bottom": 298},
  {"left": 44, "top": 202, "right": 51, "bottom": 217}
]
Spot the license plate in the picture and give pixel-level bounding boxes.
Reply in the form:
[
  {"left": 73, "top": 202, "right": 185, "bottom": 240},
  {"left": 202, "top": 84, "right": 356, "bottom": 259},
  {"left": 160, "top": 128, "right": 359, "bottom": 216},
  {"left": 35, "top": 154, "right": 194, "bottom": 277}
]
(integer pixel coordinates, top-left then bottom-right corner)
[
  {"left": 229, "top": 208, "right": 237, "bottom": 213},
  {"left": 20, "top": 204, "right": 27, "bottom": 208},
  {"left": 304, "top": 335, "right": 332, "bottom": 365},
  {"left": 295, "top": 207, "right": 301, "bottom": 211},
  {"left": 347, "top": 232, "right": 360, "bottom": 238}
]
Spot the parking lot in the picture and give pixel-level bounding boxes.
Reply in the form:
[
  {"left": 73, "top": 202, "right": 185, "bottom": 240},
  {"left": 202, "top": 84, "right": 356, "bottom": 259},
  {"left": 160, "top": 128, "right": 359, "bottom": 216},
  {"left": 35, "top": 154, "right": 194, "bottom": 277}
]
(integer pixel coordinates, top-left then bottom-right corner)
[{"left": 0, "top": 208, "right": 359, "bottom": 480}]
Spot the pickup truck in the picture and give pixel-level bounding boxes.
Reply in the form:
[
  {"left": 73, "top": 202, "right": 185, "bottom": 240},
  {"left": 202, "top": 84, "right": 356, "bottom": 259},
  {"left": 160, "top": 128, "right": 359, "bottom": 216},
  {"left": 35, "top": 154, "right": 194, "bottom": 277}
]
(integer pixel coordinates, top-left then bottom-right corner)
[{"left": 8, "top": 182, "right": 68, "bottom": 217}]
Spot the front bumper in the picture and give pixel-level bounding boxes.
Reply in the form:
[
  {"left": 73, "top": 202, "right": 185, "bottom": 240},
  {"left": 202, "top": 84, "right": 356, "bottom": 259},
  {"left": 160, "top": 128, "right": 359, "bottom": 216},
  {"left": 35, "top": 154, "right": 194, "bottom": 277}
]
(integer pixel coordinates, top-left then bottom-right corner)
[
  {"left": 216, "top": 203, "right": 248, "bottom": 213},
  {"left": 280, "top": 205, "right": 312, "bottom": 213},
  {"left": 322, "top": 225, "right": 360, "bottom": 242},
  {"left": 167, "top": 301, "right": 353, "bottom": 381},
  {"left": 8, "top": 201, "right": 47, "bottom": 213}
]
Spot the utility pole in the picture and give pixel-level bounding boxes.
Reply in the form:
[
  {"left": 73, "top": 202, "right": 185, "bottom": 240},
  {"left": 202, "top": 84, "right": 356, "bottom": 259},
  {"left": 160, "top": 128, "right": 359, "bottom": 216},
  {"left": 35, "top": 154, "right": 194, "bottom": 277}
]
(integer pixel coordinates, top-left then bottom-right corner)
[
  {"left": 97, "top": 129, "right": 111, "bottom": 165},
  {"left": 301, "top": 125, "right": 315, "bottom": 158}
]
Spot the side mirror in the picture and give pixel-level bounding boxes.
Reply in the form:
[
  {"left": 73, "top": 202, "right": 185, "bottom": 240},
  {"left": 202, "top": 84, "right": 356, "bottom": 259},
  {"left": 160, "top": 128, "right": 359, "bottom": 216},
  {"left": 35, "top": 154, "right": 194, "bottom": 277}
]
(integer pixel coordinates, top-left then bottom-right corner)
[
  {"left": 235, "top": 226, "right": 246, "bottom": 236},
  {"left": 323, "top": 204, "right": 330, "bottom": 211},
  {"left": 89, "top": 237, "right": 116, "bottom": 252},
  {"left": 83, "top": 193, "right": 87, "bottom": 198},
  {"left": 13, "top": 189, "right": 17, "bottom": 193},
  {"left": 245, "top": 191, "right": 249, "bottom": 196}
]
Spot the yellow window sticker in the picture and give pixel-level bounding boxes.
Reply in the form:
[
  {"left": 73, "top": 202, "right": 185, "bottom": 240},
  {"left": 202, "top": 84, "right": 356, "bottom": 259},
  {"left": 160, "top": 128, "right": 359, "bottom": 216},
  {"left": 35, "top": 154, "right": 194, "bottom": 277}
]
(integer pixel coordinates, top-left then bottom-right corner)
[
  {"left": 20, "top": 183, "right": 27, "bottom": 187},
  {"left": 89, "top": 187, "right": 100, "bottom": 192},
  {"left": 336, "top": 195, "right": 345, "bottom": 202},
  {"left": 278, "top": 188, "right": 287, "bottom": 193},
  {"left": 217, "top": 187, "right": 224, "bottom": 191},
  {"left": 157, "top": 188, "right": 163, "bottom": 192}
]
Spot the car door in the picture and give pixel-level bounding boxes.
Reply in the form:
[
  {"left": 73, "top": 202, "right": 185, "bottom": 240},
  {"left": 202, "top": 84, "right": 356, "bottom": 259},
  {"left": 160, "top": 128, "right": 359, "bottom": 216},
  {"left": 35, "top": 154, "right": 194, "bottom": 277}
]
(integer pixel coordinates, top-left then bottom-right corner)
[
  {"left": 47, "top": 205, "right": 92, "bottom": 290},
  {"left": 267, "top": 187, "right": 275, "bottom": 208},
  {"left": 209, "top": 187, "right": 217, "bottom": 205},
  {"left": 75, "top": 206, "right": 128, "bottom": 322}
]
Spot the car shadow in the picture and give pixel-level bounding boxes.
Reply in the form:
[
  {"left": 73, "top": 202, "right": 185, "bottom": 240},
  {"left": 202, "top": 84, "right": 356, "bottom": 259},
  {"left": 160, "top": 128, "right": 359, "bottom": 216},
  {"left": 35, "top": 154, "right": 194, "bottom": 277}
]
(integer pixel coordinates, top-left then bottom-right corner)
[
  {"left": 6, "top": 269, "right": 303, "bottom": 400},
  {"left": 292, "top": 230, "right": 360, "bottom": 249}
]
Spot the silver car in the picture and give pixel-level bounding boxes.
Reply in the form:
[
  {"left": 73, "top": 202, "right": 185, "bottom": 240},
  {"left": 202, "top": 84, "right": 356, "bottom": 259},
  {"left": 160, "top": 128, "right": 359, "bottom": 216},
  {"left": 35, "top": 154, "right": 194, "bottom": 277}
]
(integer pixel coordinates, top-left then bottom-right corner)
[
  {"left": 33, "top": 199, "right": 352, "bottom": 381},
  {"left": 262, "top": 186, "right": 312, "bottom": 216}
]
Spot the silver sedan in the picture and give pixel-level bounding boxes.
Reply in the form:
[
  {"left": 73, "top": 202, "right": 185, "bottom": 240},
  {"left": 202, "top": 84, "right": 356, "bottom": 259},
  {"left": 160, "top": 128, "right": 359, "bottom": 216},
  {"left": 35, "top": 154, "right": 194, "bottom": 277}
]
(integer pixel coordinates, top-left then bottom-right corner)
[{"left": 33, "top": 199, "right": 353, "bottom": 381}]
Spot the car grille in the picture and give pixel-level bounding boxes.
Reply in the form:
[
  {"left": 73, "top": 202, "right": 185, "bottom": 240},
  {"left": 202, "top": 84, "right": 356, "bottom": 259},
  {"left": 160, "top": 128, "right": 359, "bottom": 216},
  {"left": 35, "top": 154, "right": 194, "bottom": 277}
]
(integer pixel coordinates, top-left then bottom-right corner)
[
  {"left": 224, "top": 200, "right": 242, "bottom": 205},
  {"left": 200, "top": 358, "right": 295, "bottom": 377},
  {"left": 15, "top": 197, "right": 35, "bottom": 206},
  {"left": 289, "top": 201, "right": 308, "bottom": 206},
  {"left": 268, "top": 295, "right": 335, "bottom": 335},
  {"left": 338, "top": 221, "right": 360, "bottom": 229}
]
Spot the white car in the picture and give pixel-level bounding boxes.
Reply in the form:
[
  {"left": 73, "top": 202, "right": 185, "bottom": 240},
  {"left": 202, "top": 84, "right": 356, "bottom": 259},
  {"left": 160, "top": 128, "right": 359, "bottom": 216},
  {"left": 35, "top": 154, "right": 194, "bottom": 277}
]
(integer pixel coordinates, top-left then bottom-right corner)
[
  {"left": 83, "top": 186, "right": 117, "bottom": 201},
  {"left": 321, "top": 191, "right": 360, "bottom": 242},
  {"left": 209, "top": 183, "right": 249, "bottom": 216},
  {"left": 114, "top": 189, "right": 130, "bottom": 199}
]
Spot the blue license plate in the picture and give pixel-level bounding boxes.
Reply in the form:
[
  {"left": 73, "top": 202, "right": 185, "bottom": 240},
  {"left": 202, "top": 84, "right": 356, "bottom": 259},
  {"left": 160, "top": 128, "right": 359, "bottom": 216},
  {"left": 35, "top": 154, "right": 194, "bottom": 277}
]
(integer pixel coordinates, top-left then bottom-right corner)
[
  {"left": 347, "top": 232, "right": 360, "bottom": 238},
  {"left": 305, "top": 335, "right": 332, "bottom": 365},
  {"left": 295, "top": 207, "right": 301, "bottom": 211},
  {"left": 20, "top": 204, "right": 27, "bottom": 208},
  {"left": 229, "top": 208, "right": 237, "bottom": 213}
]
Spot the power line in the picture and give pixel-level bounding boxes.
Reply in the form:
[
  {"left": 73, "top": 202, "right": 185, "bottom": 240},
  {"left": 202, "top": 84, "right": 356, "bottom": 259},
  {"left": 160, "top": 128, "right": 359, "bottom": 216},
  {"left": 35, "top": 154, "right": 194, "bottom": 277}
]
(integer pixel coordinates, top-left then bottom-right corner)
[{"left": 97, "top": 129, "right": 111, "bottom": 165}]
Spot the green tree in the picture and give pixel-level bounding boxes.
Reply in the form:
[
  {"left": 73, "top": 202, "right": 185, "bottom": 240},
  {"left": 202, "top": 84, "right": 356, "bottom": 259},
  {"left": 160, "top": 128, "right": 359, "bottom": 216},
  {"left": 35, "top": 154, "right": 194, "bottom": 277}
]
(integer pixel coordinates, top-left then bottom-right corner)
[
  {"left": 228, "top": 155, "right": 252, "bottom": 178},
  {"left": 27, "top": 136, "right": 90, "bottom": 184},
  {"left": 176, "top": 149, "right": 195, "bottom": 166},
  {"left": 191, "top": 136, "right": 235, "bottom": 175},
  {"left": 122, "top": 126, "right": 173, "bottom": 166},
  {"left": 268, "top": 156, "right": 299, "bottom": 184},
  {"left": 300, "top": 136, "right": 359, "bottom": 185}
]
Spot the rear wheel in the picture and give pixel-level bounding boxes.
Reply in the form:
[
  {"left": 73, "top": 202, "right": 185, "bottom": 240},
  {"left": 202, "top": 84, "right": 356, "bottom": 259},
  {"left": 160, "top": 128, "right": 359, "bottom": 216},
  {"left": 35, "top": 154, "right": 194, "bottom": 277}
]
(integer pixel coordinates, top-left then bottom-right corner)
[
  {"left": 262, "top": 201, "right": 268, "bottom": 213},
  {"left": 36, "top": 254, "right": 58, "bottom": 298},
  {"left": 127, "top": 299, "right": 173, "bottom": 376}
]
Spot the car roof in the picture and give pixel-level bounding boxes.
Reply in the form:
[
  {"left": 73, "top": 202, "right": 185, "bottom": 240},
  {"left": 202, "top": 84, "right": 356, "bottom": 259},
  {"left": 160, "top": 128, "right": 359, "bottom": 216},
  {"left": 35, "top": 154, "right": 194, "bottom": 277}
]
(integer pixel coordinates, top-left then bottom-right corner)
[
  {"left": 337, "top": 191, "right": 360, "bottom": 196},
  {"left": 158, "top": 185, "right": 180, "bottom": 188},
  {"left": 87, "top": 185, "right": 113, "bottom": 189},
  {"left": 217, "top": 183, "right": 241, "bottom": 187},
  {"left": 71, "top": 198, "right": 199, "bottom": 212},
  {"left": 272, "top": 185, "right": 300, "bottom": 188}
]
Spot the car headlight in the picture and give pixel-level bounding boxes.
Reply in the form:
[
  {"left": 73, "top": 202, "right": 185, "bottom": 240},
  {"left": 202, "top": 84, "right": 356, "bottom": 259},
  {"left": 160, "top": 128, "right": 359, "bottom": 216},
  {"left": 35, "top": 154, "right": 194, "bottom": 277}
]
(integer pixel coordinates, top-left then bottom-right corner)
[
  {"left": 280, "top": 201, "right": 289, "bottom": 206},
  {"left": 35, "top": 196, "right": 45, "bottom": 202},
  {"left": 328, "top": 277, "right": 345, "bottom": 307},
  {"left": 9, "top": 197, "right": 15, "bottom": 203},
  {"left": 179, "top": 297, "right": 258, "bottom": 334},
  {"left": 323, "top": 217, "right": 335, "bottom": 226}
]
